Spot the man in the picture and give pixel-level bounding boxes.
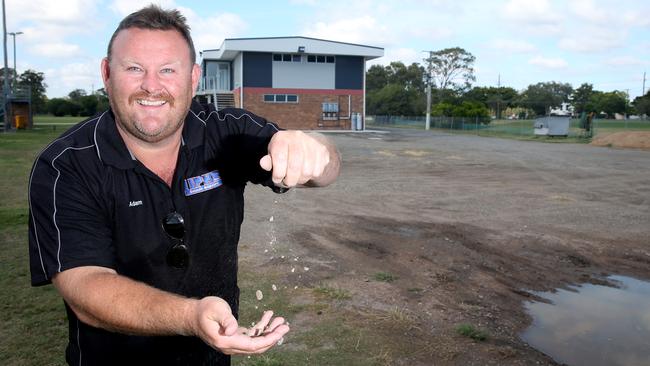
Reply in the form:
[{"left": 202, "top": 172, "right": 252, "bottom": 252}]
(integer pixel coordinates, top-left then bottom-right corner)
[{"left": 28, "top": 5, "right": 339, "bottom": 366}]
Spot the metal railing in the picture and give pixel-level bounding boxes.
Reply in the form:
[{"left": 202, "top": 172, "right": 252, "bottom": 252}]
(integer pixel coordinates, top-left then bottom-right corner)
[{"left": 198, "top": 76, "right": 229, "bottom": 93}]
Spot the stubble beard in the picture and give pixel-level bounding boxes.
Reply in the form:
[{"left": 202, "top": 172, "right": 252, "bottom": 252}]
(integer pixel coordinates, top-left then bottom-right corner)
[{"left": 110, "top": 90, "right": 190, "bottom": 144}]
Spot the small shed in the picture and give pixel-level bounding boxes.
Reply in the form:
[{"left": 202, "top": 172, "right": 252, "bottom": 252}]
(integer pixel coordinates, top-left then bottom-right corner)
[{"left": 534, "top": 117, "right": 570, "bottom": 137}]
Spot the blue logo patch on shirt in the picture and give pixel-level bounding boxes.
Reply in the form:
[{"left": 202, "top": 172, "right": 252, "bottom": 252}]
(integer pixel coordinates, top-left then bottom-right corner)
[{"left": 184, "top": 170, "right": 222, "bottom": 196}]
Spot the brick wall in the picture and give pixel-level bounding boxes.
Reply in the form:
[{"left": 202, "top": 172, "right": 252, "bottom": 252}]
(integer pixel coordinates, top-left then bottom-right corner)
[
  {"left": 233, "top": 88, "right": 241, "bottom": 110},
  {"left": 242, "top": 90, "right": 364, "bottom": 130}
]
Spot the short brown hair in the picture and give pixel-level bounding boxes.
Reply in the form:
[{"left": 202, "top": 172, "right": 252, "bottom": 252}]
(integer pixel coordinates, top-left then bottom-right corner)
[{"left": 107, "top": 4, "right": 196, "bottom": 63}]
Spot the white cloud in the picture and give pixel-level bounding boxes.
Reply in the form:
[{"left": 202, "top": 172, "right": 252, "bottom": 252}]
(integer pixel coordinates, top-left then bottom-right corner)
[
  {"left": 109, "top": 0, "right": 176, "bottom": 17},
  {"left": 106, "top": 2, "right": 248, "bottom": 57},
  {"left": 529, "top": 56, "right": 568, "bottom": 69},
  {"left": 558, "top": 28, "right": 625, "bottom": 53},
  {"left": 502, "top": 0, "right": 563, "bottom": 35},
  {"left": 29, "top": 43, "right": 83, "bottom": 58},
  {"left": 46, "top": 59, "right": 103, "bottom": 97},
  {"left": 369, "top": 47, "right": 420, "bottom": 67},
  {"left": 567, "top": 0, "right": 610, "bottom": 25},
  {"left": 604, "top": 56, "right": 648, "bottom": 67},
  {"left": 302, "top": 15, "right": 394, "bottom": 46},
  {"left": 179, "top": 7, "right": 248, "bottom": 54},
  {"left": 408, "top": 25, "right": 454, "bottom": 43},
  {"left": 487, "top": 39, "right": 537, "bottom": 53},
  {"left": 7, "top": 0, "right": 100, "bottom": 24},
  {"left": 503, "top": 0, "right": 561, "bottom": 23},
  {"left": 6, "top": 0, "right": 102, "bottom": 42},
  {"left": 623, "top": 10, "right": 650, "bottom": 28}
]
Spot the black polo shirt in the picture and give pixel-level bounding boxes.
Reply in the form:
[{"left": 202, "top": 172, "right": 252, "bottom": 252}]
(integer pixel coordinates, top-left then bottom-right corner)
[{"left": 28, "top": 101, "right": 282, "bottom": 365}]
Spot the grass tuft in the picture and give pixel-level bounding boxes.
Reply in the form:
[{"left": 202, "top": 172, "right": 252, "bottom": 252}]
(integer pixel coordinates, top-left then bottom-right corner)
[
  {"left": 373, "top": 271, "right": 397, "bottom": 282},
  {"left": 456, "top": 323, "right": 489, "bottom": 341},
  {"left": 312, "top": 284, "right": 351, "bottom": 300}
]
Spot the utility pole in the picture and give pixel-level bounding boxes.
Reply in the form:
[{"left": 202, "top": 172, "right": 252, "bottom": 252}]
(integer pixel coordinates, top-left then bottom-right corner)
[
  {"left": 2, "top": 0, "right": 10, "bottom": 132},
  {"left": 423, "top": 50, "right": 433, "bottom": 130},
  {"left": 643, "top": 71, "right": 646, "bottom": 96},
  {"left": 496, "top": 73, "right": 501, "bottom": 120}
]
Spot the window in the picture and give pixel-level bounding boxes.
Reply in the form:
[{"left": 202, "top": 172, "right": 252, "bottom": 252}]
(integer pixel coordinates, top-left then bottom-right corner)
[
  {"left": 263, "top": 94, "right": 299, "bottom": 103},
  {"left": 273, "top": 53, "right": 302, "bottom": 63},
  {"left": 306, "top": 54, "right": 335, "bottom": 64}
]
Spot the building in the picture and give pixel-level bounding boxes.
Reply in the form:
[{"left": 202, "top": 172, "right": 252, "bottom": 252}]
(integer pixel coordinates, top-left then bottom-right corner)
[{"left": 196, "top": 37, "right": 384, "bottom": 130}]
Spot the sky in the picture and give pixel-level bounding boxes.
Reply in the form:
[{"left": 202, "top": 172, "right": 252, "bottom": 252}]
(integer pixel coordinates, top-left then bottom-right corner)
[{"left": 2, "top": 0, "right": 649, "bottom": 100}]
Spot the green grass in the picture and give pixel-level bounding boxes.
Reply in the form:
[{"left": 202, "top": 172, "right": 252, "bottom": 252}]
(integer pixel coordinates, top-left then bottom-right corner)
[
  {"left": 1, "top": 123, "right": 71, "bottom": 366},
  {"left": 312, "top": 284, "right": 352, "bottom": 300},
  {"left": 32, "top": 114, "right": 85, "bottom": 125},
  {"left": 373, "top": 271, "right": 397, "bottom": 283},
  {"left": 455, "top": 323, "right": 489, "bottom": 341}
]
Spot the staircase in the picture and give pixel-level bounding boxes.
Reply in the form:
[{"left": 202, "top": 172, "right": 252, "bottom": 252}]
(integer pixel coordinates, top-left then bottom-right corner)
[{"left": 215, "top": 93, "right": 235, "bottom": 110}]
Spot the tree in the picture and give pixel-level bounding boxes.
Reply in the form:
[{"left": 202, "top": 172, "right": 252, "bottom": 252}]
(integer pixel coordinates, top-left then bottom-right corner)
[
  {"left": 68, "top": 88, "right": 87, "bottom": 100},
  {"left": 590, "top": 91, "right": 628, "bottom": 117},
  {"left": 424, "top": 47, "right": 476, "bottom": 93},
  {"left": 465, "top": 86, "right": 518, "bottom": 119},
  {"left": 94, "top": 88, "right": 110, "bottom": 112},
  {"left": 366, "top": 61, "right": 426, "bottom": 115},
  {"left": 367, "top": 83, "right": 424, "bottom": 116},
  {"left": 17, "top": 70, "right": 48, "bottom": 113},
  {"left": 47, "top": 98, "right": 80, "bottom": 116},
  {"left": 517, "top": 81, "right": 573, "bottom": 116},
  {"left": 571, "top": 83, "right": 595, "bottom": 114},
  {"left": 366, "top": 64, "right": 389, "bottom": 91},
  {"left": 0, "top": 67, "right": 18, "bottom": 89},
  {"left": 632, "top": 92, "right": 650, "bottom": 116}
]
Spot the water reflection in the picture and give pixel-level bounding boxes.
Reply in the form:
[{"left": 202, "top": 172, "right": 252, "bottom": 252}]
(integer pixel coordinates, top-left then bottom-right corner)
[{"left": 521, "top": 275, "right": 650, "bottom": 366}]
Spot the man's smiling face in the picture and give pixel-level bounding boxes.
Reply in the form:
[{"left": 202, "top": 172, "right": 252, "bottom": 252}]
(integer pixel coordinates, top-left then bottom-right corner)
[{"left": 102, "top": 28, "right": 200, "bottom": 143}]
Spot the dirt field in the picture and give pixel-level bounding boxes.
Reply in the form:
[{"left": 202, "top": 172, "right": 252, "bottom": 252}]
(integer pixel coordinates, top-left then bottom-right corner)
[
  {"left": 591, "top": 131, "right": 650, "bottom": 150},
  {"left": 238, "top": 128, "right": 650, "bottom": 365}
]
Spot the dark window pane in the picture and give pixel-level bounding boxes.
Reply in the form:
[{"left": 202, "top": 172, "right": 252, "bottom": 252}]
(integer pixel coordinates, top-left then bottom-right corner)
[
  {"left": 275, "top": 94, "right": 286, "bottom": 102},
  {"left": 283, "top": 54, "right": 292, "bottom": 62},
  {"left": 287, "top": 95, "right": 298, "bottom": 102},
  {"left": 317, "top": 55, "right": 325, "bottom": 63},
  {"left": 326, "top": 56, "right": 335, "bottom": 63},
  {"left": 273, "top": 54, "right": 282, "bottom": 61},
  {"left": 307, "top": 55, "right": 316, "bottom": 62},
  {"left": 263, "top": 94, "right": 274, "bottom": 102},
  {"left": 292, "top": 54, "right": 301, "bottom": 62}
]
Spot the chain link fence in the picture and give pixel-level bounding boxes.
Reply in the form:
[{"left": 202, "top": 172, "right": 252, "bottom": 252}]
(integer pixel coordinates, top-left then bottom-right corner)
[{"left": 366, "top": 115, "right": 650, "bottom": 139}]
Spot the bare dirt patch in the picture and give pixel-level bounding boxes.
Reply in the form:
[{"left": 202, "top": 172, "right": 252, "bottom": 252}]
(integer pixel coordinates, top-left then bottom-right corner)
[
  {"left": 591, "top": 131, "right": 650, "bottom": 149},
  {"left": 240, "top": 129, "right": 650, "bottom": 365}
]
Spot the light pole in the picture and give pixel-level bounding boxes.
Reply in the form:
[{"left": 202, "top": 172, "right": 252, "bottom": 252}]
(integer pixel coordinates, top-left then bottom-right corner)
[
  {"left": 8, "top": 31, "right": 22, "bottom": 85},
  {"left": 2, "top": 0, "right": 10, "bottom": 131}
]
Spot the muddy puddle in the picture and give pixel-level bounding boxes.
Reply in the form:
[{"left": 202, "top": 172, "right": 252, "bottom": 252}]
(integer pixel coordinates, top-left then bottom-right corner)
[{"left": 521, "top": 275, "right": 650, "bottom": 366}]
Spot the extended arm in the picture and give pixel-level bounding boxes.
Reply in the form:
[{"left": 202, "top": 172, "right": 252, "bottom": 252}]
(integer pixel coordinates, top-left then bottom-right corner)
[{"left": 52, "top": 266, "right": 289, "bottom": 355}]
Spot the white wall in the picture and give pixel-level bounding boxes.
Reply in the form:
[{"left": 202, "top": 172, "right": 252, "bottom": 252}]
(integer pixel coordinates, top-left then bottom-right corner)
[
  {"left": 272, "top": 58, "right": 334, "bottom": 89},
  {"left": 233, "top": 53, "right": 243, "bottom": 89}
]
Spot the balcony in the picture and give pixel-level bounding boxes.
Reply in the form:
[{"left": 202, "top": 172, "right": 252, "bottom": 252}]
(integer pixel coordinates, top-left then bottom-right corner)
[{"left": 197, "top": 75, "right": 230, "bottom": 95}]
